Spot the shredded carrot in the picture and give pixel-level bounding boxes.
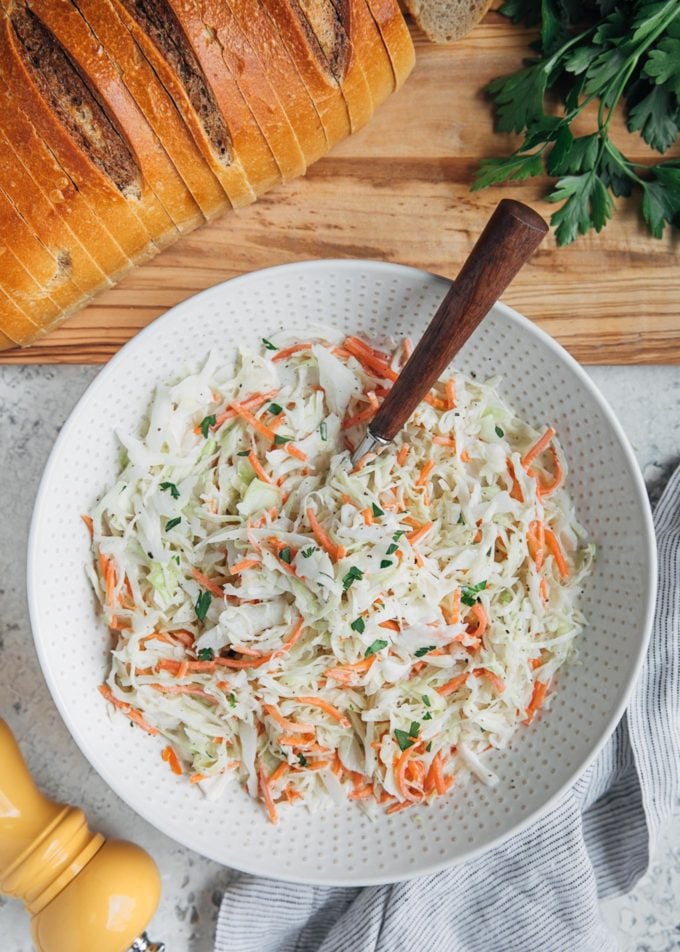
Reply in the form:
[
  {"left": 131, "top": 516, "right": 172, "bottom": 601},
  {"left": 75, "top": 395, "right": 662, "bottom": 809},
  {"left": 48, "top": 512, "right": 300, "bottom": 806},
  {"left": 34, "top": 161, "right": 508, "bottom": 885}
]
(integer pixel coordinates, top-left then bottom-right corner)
[
  {"left": 507, "top": 458, "right": 524, "bottom": 501},
  {"left": 332, "top": 752, "right": 343, "bottom": 778},
  {"left": 343, "top": 336, "right": 399, "bottom": 381},
  {"left": 530, "top": 656, "right": 543, "bottom": 670},
  {"left": 282, "top": 616, "right": 305, "bottom": 652},
  {"left": 272, "top": 342, "right": 312, "bottom": 362},
  {"left": 424, "top": 394, "right": 447, "bottom": 409},
  {"left": 522, "top": 426, "right": 556, "bottom": 469},
  {"left": 208, "top": 390, "right": 278, "bottom": 431},
  {"left": 189, "top": 773, "right": 206, "bottom": 784},
  {"left": 342, "top": 404, "right": 377, "bottom": 430},
  {"left": 325, "top": 655, "right": 376, "bottom": 682},
  {"left": 98, "top": 684, "right": 158, "bottom": 735},
  {"left": 307, "top": 507, "right": 342, "bottom": 562},
  {"left": 151, "top": 684, "right": 216, "bottom": 700},
  {"left": 432, "top": 435, "right": 455, "bottom": 448},
  {"left": 157, "top": 659, "right": 216, "bottom": 675},
  {"left": 460, "top": 450, "right": 471, "bottom": 462},
  {"left": 416, "top": 460, "right": 435, "bottom": 488},
  {"left": 545, "top": 528, "right": 570, "bottom": 579},
  {"left": 539, "top": 577, "right": 549, "bottom": 602},
  {"left": 191, "top": 567, "right": 226, "bottom": 599},
  {"left": 267, "top": 412, "right": 285, "bottom": 433},
  {"left": 278, "top": 733, "right": 316, "bottom": 747},
  {"left": 379, "top": 619, "right": 400, "bottom": 632},
  {"left": 527, "top": 520, "right": 546, "bottom": 570},
  {"left": 229, "top": 401, "right": 277, "bottom": 441},
  {"left": 442, "top": 588, "right": 461, "bottom": 626},
  {"left": 524, "top": 680, "right": 549, "bottom": 724},
  {"left": 437, "top": 673, "right": 469, "bottom": 697},
  {"left": 407, "top": 522, "right": 434, "bottom": 546},
  {"left": 362, "top": 507, "right": 374, "bottom": 526},
  {"left": 296, "top": 696, "right": 351, "bottom": 729},
  {"left": 427, "top": 751, "right": 447, "bottom": 795},
  {"left": 445, "top": 379, "right": 456, "bottom": 410},
  {"left": 230, "top": 557, "right": 261, "bottom": 575},
  {"left": 348, "top": 785, "right": 374, "bottom": 800},
  {"left": 247, "top": 450, "right": 274, "bottom": 485},
  {"left": 162, "top": 746, "right": 183, "bottom": 775},
  {"left": 341, "top": 493, "right": 353, "bottom": 505},
  {"left": 397, "top": 444, "right": 410, "bottom": 466},
  {"left": 81, "top": 514, "right": 94, "bottom": 536},
  {"left": 531, "top": 445, "right": 564, "bottom": 497},
  {"left": 177, "top": 660, "right": 189, "bottom": 680},
  {"left": 284, "top": 783, "right": 302, "bottom": 803},
  {"left": 257, "top": 763, "right": 278, "bottom": 824},
  {"left": 394, "top": 742, "right": 423, "bottom": 801},
  {"left": 302, "top": 760, "right": 331, "bottom": 771},
  {"left": 170, "top": 629, "right": 195, "bottom": 647},
  {"left": 286, "top": 444, "right": 308, "bottom": 462},
  {"left": 466, "top": 602, "right": 487, "bottom": 639},
  {"left": 386, "top": 800, "right": 414, "bottom": 815},
  {"left": 474, "top": 667, "right": 506, "bottom": 693},
  {"left": 263, "top": 704, "right": 315, "bottom": 734},
  {"left": 270, "top": 763, "right": 290, "bottom": 785},
  {"left": 98, "top": 553, "right": 117, "bottom": 610}
]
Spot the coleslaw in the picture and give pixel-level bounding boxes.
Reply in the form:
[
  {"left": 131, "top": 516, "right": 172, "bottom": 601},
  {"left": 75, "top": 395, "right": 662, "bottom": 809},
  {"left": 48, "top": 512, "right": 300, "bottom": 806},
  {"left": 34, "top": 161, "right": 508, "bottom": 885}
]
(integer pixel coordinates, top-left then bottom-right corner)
[{"left": 87, "top": 327, "right": 594, "bottom": 821}]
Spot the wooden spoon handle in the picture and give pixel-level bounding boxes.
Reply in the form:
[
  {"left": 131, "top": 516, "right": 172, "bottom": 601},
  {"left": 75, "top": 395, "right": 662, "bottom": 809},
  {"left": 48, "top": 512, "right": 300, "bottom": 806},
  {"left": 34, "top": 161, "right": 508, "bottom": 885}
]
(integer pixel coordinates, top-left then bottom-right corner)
[{"left": 369, "top": 199, "right": 548, "bottom": 443}]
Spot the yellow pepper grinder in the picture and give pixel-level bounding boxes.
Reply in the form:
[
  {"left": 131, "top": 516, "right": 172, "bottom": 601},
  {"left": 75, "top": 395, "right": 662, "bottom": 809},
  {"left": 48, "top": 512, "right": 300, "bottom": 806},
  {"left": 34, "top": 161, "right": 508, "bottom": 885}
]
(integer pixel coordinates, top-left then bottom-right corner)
[{"left": 0, "top": 719, "right": 164, "bottom": 952}]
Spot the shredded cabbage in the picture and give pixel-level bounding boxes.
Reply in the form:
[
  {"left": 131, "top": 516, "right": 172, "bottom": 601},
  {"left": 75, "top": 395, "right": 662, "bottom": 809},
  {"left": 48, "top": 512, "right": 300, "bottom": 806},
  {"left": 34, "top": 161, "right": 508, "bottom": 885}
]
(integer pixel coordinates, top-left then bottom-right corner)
[{"left": 89, "top": 329, "right": 594, "bottom": 822}]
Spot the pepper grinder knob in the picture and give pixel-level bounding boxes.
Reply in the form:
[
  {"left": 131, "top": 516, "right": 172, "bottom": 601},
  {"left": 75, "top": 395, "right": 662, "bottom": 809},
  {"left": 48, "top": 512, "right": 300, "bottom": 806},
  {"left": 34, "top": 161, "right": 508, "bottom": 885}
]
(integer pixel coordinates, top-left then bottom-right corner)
[{"left": 0, "top": 718, "right": 162, "bottom": 952}]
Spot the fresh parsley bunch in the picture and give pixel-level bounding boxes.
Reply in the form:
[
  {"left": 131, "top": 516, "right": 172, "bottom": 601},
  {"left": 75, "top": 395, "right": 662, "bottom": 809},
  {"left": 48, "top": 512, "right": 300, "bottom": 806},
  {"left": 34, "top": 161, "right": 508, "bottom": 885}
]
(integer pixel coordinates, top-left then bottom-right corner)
[{"left": 473, "top": 0, "right": 680, "bottom": 244}]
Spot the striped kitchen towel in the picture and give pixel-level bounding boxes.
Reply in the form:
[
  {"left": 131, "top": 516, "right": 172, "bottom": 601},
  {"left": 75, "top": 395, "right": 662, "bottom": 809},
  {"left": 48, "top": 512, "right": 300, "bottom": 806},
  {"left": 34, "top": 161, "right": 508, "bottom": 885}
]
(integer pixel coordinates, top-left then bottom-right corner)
[{"left": 215, "top": 467, "right": 680, "bottom": 952}]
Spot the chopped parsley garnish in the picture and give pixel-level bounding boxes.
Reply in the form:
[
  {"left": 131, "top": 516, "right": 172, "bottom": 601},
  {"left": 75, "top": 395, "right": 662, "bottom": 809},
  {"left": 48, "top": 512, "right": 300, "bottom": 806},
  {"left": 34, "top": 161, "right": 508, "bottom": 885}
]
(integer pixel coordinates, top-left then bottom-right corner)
[
  {"left": 342, "top": 566, "right": 364, "bottom": 591},
  {"left": 380, "top": 559, "right": 393, "bottom": 569},
  {"left": 279, "top": 546, "right": 292, "bottom": 564},
  {"left": 461, "top": 580, "right": 487, "bottom": 607},
  {"left": 351, "top": 617, "right": 365, "bottom": 634},
  {"left": 274, "top": 434, "right": 292, "bottom": 446},
  {"left": 422, "top": 694, "right": 431, "bottom": 707},
  {"left": 495, "top": 425, "right": 505, "bottom": 438},
  {"left": 394, "top": 729, "right": 416, "bottom": 751},
  {"left": 262, "top": 337, "right": 278, "bottom": 351},
  {"left": 199, "top": 415, "right": 216, "bottom": 438},
  {"left": 268, "top": 402, "right": 283, "bottom": 415},
  {"left": 423, "top": 712, "right": 433, "bottom": 721},
  {"left": 415, "top": 645, "right": 436, "bottom": 657},
  {"left": 165, "top": 517, "right": 181, "bottom": 531},
  {"left": 237, "top": 450, "right": 250, "bottom": 457},
  {"left": 365, "top": 638, "right": 388, "bottom": 657},
  {"left": 298, "top": 753, "right": 308, "bottom": 767},
  {"left": 409, "top": 721, "right": 420, "bottom": 738},
  {"left": 197, "top": 648, "right": 214, "bottom": 661},
  {"left": 228, "top": 692, "right": 236, "bottom": 708},
  {"left": 319, "top": 421, "right": 328, "bottom": 441},
  {"left": 195, "top": 590, "right": 212, "bottom": 622},
  {"left": 160, "top": 481, "right": 179, "bottom": 499},
  {"left": 371, "top": 503, "right": 384, "bottom": 517},
  {"left": 457, "top": 513, "right": 465, "bottom": 525},
  {"left": 386, "top": 543, "right": 399, "bottom": 555},
  {"left": 301, "top": 547, "right": 316, "bottom": 558},
  {"left": 393, "top": 530, "right": 406, "bottom": 541},
  {"left": 426, "top": 741, "right": 432, "bottom": 752}
]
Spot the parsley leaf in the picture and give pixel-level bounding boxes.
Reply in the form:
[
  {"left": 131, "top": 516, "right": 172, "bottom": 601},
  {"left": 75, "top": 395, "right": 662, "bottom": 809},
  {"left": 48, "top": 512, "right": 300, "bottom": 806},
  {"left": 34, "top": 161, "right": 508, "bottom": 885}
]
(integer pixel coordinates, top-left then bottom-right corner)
[
  {"left": 236, "top": 450, "right": 250, "bottom": 457},
  {"left": 228, "top": 692, "right": 236, "bottom": 708},
  {"left": 365, "top": 638, "right": 388, "bottom": 657},
  {"left": 268, "top": 402, "right": 283, "bottom": 415},
  {"left": 461, "top": 581, "right": 487, "bottom": 607},
  {"left": 386, "top": 543, "right": 399, "bottom": 555},
  {"left": 165, "top": 517, "right": 181, "bottom": 531},
  {"left": 380, "top": 559, "right": 393, "bottom": 569},
  {"left": 495, "top": 425, "right": 505, "bottom": 437},
  {"left": 351, "top": 617, "right": 366, "bottom": 634},
  {"left": 422, "top": 694, "right": 431, "bottom": 707},
  {"left": 160, "top": 481, "right": 180, "bottom": 499},
  {"left": 426, "top": 741, "right": 433, "bottom": 752},
  {"left": 371, "top": 503, "right": 384, "bottom": 517},
  {"left": 195, "top": 590, "right": 212, "bottom": 622},
  {"left": 199, "top": 415, "right": 216, "bottom": 438},
  {"left": 301, "top": 547, "right": 316, "bottom": 558},
  {"left": 409, "top": 721, "right": 420, "bottom": 738},
  {"left": 274, "top": 434, "right": 292, "bottom": 446},
  {"left": 319, "top": 421, "right": 328, "bottom": 441},
  {"left": 298, "top": 753, "right": 308, "bottom": 767},
  {"left": 394, "top": 729, "right": 416, "bottom": 751},
  {"left": 279, "top": 546, "right": 292, "bottom": 564},
  {"left": 415, "top": 645, "right": 436, "bottom": 657},
  {"left": 393, "top": 530, "right": 406, "bottom": 541},
  {"left": 197, "top": 648, "right": 214, "bottom": 661},
  {"left": 342, "top": 566, "right": 364, "bottom": 591},
  {"left": 423, "top": 711, "right": 433, "bottom": 721},
  {"left": 262, "top": 337, "right": 278, "bottom": 351}
]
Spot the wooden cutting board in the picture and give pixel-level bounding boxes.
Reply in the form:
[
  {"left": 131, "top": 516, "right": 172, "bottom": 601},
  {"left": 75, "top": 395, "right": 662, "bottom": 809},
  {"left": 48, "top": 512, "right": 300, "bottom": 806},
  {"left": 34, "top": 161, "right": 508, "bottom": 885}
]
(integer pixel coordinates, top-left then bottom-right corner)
[{"left": 2, "top": 12, "right": 678, "bottom": 365}]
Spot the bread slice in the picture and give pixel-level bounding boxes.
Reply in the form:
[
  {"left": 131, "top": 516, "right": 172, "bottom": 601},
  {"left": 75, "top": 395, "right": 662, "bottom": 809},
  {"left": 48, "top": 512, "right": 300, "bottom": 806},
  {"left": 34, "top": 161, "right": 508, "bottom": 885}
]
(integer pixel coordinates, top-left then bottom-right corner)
[
  {"left": 364, "top": 0, "right": 415, "bottom": 87},
  {"left": 343, "top": 0, "right": 395, "bottom": 108},
  {"left": 0, "top": 83, "right": 134, "bottom": 281},
  {"left": 72, "top": 0, "right": 229, "bottom": 221},
  {"left": 220, "top": 0, "right": 327, "bottom": 166},
  {"left": 262, "top": 0, "right": 351, "bottom": 149},
  {"left": 0, "top": 125, "right": 113, "bottom": 297},
  {"left": 403, "top": 0, "right": 492, "bottom": 43},
  {"left": 0, "top": 327, "right": 19, "bottom": 350},
  {"left": 1, "top": 10, "right": 158, "bottom": 261},
  {"left": 28, "top": 0, "right": 201, "bottom": 239},
  {"left": 296, "top": 0, "right": 373, "bottom": 132},
  {"left": 181, "top": 0, "right": 306, "bottom": 183},
  {"left": 0, "top": 284, "right": 47, "bottom": 347},
  {"left": 109, "top": 0, "right": 257, "bottom": 207}
]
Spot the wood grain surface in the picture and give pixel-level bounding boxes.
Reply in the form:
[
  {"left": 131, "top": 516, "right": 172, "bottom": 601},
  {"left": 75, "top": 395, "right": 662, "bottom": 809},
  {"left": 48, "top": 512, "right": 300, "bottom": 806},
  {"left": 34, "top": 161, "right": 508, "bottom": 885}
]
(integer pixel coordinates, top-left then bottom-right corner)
[{"left": 2, "top": 13, "right": 678, "bottom": 365}]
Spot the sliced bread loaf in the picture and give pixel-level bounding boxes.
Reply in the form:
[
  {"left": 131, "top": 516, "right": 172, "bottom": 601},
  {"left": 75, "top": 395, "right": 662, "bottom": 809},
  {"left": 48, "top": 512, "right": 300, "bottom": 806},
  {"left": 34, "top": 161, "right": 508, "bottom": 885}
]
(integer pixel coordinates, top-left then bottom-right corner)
[{"left": 403, "top": 0, "right": 492, "bottom": 43}]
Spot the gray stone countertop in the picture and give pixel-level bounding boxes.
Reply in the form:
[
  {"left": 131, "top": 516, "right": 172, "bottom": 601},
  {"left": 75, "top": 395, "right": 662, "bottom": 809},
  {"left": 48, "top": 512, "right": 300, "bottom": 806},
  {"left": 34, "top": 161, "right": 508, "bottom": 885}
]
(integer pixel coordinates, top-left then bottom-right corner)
[{"left": 0, "top": 364, "right": 678, "bottom": 952}]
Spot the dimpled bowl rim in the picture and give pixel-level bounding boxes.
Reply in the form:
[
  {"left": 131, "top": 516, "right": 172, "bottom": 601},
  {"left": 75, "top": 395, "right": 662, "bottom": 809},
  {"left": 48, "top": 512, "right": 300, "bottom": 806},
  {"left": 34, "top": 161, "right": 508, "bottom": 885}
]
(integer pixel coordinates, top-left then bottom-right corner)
[{"left": 27, "top": 260, "right": 656, "bottom": 885}]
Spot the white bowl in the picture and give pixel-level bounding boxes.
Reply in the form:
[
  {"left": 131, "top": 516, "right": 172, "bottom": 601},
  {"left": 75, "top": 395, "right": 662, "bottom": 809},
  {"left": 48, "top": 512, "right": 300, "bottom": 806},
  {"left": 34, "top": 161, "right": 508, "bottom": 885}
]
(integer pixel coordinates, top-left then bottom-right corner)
[{"left": 28, "top": 260, "right": 656, "bottom": 885}]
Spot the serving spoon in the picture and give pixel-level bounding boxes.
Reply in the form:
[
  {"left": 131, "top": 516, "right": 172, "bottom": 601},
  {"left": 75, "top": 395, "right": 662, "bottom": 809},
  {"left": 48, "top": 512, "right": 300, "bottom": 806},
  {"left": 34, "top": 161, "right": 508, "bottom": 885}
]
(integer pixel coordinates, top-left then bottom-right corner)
[{"left": 351, "top": 199, "right": 549, "bottom": 467}]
